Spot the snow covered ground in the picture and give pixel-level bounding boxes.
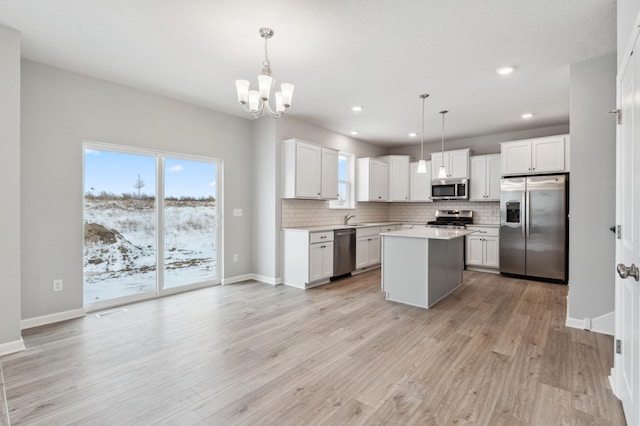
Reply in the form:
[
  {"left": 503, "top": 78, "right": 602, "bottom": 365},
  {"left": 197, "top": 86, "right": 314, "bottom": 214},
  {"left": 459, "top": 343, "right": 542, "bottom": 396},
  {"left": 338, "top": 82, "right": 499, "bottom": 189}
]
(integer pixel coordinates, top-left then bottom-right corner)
[{"left": 83, "top": 197, "right": 216, "bottom": 302}]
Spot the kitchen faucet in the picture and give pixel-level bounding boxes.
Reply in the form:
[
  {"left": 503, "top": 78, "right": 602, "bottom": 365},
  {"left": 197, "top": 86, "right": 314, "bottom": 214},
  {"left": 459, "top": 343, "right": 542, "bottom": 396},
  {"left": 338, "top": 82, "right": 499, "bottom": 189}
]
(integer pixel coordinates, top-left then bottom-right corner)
[{"left": 344, "top": 212, "right": 355, "bottom": 225}]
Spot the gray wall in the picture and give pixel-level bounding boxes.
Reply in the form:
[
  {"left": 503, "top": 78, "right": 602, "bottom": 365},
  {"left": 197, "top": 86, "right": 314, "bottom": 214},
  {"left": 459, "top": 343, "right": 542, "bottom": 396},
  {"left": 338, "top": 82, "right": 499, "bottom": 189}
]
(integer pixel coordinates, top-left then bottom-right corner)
[
  {"left": 0, "top": 25, "right": 22, "bottom": 348},
  {"left": 387, "top": 124, "right": 569, "bottom": 158},
  {"left": 568, "top": 53, "right": 617, "bottom": 321},
  {"left": 251, "top": 118, "right": 279, "bottom": 281},
  {"left": 21, "top": 60, "right": 253, "bottom": 320},
  {"left": 618, "top": 0, "right": 640, "bottom": 69}
]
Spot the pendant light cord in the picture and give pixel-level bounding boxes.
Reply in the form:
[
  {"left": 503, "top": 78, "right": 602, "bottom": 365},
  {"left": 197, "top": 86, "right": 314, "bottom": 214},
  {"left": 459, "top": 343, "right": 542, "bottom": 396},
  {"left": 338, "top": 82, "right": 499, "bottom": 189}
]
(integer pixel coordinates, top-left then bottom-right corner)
[
  {"left": 421, "top": 97, "right": 425, "bottom": 160},
  {"left": 419, "top": 93, "right": 429, "bottom": 161},
  {"left": 441, "top": 112, "right": 444, "bottom": 156}
]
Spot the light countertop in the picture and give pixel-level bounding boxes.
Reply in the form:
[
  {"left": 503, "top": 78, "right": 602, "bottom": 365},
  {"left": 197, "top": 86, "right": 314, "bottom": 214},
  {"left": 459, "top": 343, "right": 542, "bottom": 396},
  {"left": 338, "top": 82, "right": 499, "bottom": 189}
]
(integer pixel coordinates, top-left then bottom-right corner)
[
  {"left": 380, "top": 228, "right": 476, "bottom": 240},
  {"left": 282, "top": 222, "right": 402, "bottom": 232}
]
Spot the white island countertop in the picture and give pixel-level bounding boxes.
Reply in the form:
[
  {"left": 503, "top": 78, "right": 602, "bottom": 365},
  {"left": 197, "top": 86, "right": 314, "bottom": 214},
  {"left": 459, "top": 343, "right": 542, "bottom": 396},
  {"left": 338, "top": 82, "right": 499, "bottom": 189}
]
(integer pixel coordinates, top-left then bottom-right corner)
[{"left": 380, "top": 228, "right": 476, "bottom": 240}]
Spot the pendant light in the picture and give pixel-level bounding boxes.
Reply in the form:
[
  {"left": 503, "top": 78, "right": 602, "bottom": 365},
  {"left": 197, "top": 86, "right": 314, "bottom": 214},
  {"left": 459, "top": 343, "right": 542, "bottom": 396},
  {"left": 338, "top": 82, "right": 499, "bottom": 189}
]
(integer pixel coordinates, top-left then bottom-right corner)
[
  {"left": 416, "top": 93, "right": 429, "bottom": 174},
  {"left": 437, "top": 110, "right": 449, "bottom": 179}
]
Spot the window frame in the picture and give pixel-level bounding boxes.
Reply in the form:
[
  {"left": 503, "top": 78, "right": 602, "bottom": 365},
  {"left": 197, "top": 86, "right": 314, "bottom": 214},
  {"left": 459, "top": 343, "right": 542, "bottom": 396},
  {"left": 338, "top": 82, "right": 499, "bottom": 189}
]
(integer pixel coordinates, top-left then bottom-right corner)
[{"left": 329, "top": 151, "right": 355, "bottom": 209}]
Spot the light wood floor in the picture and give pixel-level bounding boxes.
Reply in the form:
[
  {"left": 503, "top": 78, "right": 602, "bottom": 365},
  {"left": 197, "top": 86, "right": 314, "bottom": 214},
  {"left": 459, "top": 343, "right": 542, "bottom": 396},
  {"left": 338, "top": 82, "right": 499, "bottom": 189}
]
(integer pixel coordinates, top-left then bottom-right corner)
[{"left": 0, "top": 270, "right": 626, "bottom": 425}]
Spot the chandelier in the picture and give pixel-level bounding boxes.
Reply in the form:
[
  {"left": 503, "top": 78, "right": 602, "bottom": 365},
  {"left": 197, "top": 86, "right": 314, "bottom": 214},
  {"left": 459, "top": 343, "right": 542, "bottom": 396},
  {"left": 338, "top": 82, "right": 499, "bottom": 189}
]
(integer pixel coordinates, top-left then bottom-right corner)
[{"left": 235, "top": 27, "right": 295, "bottom": 119}]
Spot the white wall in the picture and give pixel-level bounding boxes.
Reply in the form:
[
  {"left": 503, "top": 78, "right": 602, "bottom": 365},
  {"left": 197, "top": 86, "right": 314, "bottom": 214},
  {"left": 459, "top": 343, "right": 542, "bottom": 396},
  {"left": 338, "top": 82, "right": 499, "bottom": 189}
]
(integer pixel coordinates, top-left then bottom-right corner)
[
  {"left": 568, "top": 53, "right": 617, "bottom": 330},
  {"left": 0, "top": 25, "right": 23, "bottom": 353},
  {"left": 618, "top": 0, "right": 640, "bottom": 69},
  {"left": 20, "top": 60, "right": 254, "bottom": 320},
  {"left": 251, "top": 118, "right": 279, "bottom": 282}
]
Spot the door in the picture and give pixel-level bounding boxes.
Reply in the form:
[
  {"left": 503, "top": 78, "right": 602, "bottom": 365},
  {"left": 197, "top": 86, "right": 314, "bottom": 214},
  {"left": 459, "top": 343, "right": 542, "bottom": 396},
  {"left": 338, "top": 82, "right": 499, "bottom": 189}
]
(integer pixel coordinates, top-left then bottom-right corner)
[
  {"left": 469, "top": 156, "right": 487, "bottom": 201},
  {"left": 486, "top": 154, "right": 502, "bottom": 200},
  {"left": 614, "top": 31, "right": 640, "bottom": 425},
  {"left": 295, "top": 142, "right": 321, "bottom": 198},
  {"left": 499, "top": 177, "right": 526, "bottom": 275},
  {"left": 526, "top": 175, "right": 567, "bottom": 281},
  {"left": 501, "top": 140, "right": 531, "bottom": 175},
  {"left": 321, "top": 148, "right": 339, "bottom": 199},
  {"left": 430, "top": 152, "right": 444, "bottom": 180},
  {"left": 370, "top": 160, "right": 388, "bottom": 201},
  {"left": 531, "top": 136, "right": 565, "bottom": 173},
  {"left": 409, "top": 162, "right": 432, "bottom": 202},
  {"left": 483, "top": 236, "right": 500, "bottom": 268},
  {"left": 448, "top": 149, "right": 469, "bottom": 179},
  {"left": 162, "top": 156, "right": 219, "bottom": 290},
  {"left": 466, "top": 235, "right": 484, "bottom": 265}
]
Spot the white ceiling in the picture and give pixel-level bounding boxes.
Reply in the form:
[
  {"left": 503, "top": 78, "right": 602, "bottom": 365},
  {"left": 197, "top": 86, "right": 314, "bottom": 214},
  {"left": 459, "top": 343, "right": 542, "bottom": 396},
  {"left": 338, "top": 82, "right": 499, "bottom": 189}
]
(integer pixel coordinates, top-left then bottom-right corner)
[{"left": 0, "top": 0, "right": 616, "bottom": 147}]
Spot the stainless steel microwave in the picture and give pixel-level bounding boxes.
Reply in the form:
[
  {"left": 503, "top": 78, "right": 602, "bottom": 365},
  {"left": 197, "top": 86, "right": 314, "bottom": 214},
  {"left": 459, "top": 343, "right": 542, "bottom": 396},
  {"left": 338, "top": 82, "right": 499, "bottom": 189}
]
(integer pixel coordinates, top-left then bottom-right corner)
[{"left": 431, "top": 178, "right": 469, "bottom": 200}]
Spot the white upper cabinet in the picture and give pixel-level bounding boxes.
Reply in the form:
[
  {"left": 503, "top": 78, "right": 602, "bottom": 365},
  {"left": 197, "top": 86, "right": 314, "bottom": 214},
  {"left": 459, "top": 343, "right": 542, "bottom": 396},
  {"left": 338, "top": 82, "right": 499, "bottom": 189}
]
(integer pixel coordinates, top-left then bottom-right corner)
[
  {"left": 501, "top": 135, "right": 567, "bottom": 176},
  {"left": 431, "top": 148, "right": 470, "bottom": 180},
  {"left": 320, "top": 148, "right": 339, "bottom": 199},
  {"left": 357, "top": 157, "right": 388, "bottom": 202},
  {"left": 281, "top": 139, "right": 339, "bottom": 200},
  {"left": 469, "top": 154, "right": 501, "bottom": 201},
  {"left": 379, "top": 155, "right": 410, "bottom": 202},
  {"left": 409, "top": 161, "right": 433, "bottom": 202}
]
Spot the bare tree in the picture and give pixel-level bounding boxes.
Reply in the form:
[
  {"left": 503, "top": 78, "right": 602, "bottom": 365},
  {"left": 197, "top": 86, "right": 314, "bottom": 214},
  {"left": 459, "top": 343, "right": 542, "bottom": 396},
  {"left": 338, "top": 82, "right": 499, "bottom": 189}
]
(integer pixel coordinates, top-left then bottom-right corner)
[{"left": 133, "top": 174, "right": 145, "bottom": 198}]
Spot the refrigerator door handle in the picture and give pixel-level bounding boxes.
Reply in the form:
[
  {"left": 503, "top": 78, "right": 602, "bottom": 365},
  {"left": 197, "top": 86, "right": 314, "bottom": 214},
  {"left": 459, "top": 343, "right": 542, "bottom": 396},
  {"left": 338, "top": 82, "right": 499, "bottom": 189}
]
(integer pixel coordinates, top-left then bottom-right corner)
[
  {"left": 526, "top": 190, "right": 530, "bottom": 238},
  {"left": 521, "top": 192, "right": 526, "bottom": 239}
]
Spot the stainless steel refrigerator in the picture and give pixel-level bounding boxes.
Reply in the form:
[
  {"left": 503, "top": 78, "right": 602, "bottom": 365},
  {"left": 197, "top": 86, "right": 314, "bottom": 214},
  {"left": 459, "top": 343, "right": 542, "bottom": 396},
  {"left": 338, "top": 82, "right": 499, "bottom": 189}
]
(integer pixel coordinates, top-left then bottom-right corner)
[{"left": 500, "top": 174, "right": 568, "bottom": 283}]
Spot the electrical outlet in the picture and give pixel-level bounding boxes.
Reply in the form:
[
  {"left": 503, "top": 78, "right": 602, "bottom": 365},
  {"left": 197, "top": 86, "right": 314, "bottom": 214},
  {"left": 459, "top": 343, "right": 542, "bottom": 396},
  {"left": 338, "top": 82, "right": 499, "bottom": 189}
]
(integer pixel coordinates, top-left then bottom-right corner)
[
  {"left": 233, "top": 254, "right": 239, "bottom": 262},
  {"left": 53, "top": 279, "right": 63, "bottom": 292}
]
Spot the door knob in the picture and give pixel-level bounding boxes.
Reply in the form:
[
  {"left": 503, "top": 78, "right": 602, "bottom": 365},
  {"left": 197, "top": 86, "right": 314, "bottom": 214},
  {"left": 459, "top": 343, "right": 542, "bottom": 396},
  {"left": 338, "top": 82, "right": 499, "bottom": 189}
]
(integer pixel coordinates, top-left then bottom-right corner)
[{"left": 617, "top": 263, "right": 639, "bottom": 281}]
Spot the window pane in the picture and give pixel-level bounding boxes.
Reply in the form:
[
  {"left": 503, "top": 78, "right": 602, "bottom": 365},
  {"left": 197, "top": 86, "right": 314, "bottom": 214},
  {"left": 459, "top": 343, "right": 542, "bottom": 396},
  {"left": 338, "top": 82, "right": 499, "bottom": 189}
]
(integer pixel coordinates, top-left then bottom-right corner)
[
  {"left": 163, "top": 158, "right": 217, "bottom": 288},
  {"left": 338, "top": 182, "right": 347, "bottom": 203},
  {"left": 338, "top": 156, "right": 347, "bottom": 180},
  {"left": 83, "top": 149, "right": 157, "bottom": 303}
]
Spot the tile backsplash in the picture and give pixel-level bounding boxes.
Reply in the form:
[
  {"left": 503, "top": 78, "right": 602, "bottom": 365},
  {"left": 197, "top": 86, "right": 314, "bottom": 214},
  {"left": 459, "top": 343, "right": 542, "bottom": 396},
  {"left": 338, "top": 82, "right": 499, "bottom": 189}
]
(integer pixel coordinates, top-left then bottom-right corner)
[{"left": 281, "top": 199, "right": 500, "bottom": 228}]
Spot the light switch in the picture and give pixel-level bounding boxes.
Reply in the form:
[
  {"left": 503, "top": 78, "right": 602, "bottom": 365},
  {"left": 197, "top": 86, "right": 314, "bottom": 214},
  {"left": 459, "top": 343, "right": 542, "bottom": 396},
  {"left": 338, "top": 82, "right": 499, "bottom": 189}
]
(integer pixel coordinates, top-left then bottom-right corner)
[{"left": 233, "top": 209, "right": 243, "bottom": 217}]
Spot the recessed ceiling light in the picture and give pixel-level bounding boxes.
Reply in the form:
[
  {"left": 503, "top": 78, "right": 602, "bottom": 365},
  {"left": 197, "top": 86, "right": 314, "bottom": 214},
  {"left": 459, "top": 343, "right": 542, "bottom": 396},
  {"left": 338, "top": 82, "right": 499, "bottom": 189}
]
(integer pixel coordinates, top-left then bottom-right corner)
[
  {"left": 521, "top": 113, "right": 533, "bottom": 119},
  {"left": 496, "top": 66, "right": 515, "bottom": 75},
  {"left": 350, "top": 130, "right": 359, "bottom": 135},
  {"left": 351, "top": 105, "right": 363, "bottom": 112},
  {"left": 409, "top": 132, "right": 417, "bottom": 138}
]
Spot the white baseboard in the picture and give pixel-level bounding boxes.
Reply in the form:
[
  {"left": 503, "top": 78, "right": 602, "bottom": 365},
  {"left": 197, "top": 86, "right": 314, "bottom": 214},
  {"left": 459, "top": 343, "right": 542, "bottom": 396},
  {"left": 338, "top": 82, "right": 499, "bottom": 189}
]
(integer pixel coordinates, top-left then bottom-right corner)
[
  {"left": 222, "top": 274, "right": 282, "bottom": 286},
  {"left": 591, "top": 311, "right": 615, "bottom": 336},
  {"left": 252, "top": 274, "right": 282, "bottom": 285},
  {"left": 565, "top": 316, "right": 586, "bottom": 330},
  {"left": 21, "top": 308, "right": 86, "bottom": 330},
  {"left": 565, "top": 311, "right": 614, "bottom": 336},
  {"left": 221, "top": 274, "right": 255, "bottom": 285},
  {"left": 0, "top": 338, "right": 25, "bottom": 357}
]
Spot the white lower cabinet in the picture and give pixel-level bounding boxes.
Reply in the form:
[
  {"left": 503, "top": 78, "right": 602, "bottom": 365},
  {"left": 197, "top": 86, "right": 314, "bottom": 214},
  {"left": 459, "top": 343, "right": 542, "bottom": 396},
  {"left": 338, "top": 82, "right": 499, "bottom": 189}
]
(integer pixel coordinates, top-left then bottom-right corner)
[
  {"left": 355, "top": 227, "right": 381, "bottom": 271},
  {"left": 282, "top": 230, "right": 334, "bottom": 288},
  {"left": 465, "top": 226, "right": 499, "bottom": 271}
]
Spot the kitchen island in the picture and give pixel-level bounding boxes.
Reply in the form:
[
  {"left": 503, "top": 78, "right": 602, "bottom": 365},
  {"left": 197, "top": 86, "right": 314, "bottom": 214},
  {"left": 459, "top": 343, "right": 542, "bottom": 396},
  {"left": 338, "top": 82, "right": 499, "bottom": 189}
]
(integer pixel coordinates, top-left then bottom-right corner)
[{"left": 380, "top": 228, "right": 475, "bottom": 309}]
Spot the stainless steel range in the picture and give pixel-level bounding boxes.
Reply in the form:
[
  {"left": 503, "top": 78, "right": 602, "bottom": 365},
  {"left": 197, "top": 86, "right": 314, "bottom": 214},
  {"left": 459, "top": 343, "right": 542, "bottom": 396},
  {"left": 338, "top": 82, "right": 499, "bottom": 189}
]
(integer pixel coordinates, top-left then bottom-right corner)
[{"left": 427, "top": 210, "right": 473, "bottom": 229}]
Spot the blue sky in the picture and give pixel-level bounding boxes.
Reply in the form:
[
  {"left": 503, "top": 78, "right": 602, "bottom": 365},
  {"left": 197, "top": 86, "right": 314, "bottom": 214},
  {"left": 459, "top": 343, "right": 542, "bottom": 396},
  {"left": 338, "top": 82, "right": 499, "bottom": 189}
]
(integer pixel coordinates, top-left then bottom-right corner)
[{"left": 84, "top": 149, "right": 217, "bottom": 198}]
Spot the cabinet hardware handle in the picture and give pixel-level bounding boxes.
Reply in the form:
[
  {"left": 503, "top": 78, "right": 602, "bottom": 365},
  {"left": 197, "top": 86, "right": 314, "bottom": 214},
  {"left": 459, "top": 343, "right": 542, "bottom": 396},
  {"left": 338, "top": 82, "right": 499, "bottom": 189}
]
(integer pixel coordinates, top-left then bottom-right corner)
[{"left": 320, "top": 236, "right": 326, "bottom": 238}]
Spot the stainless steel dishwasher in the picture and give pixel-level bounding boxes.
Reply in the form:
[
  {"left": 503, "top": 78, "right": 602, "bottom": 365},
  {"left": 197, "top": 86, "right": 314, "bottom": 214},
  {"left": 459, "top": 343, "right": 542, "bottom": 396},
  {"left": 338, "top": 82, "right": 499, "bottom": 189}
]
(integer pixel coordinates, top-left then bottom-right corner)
[{"left": 333, "top": 228, "right": 356, "bottom": 278}]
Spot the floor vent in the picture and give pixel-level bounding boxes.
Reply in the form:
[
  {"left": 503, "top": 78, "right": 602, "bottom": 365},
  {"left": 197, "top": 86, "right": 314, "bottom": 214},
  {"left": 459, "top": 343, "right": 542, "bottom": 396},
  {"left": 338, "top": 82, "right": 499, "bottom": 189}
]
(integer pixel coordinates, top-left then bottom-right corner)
[{"left": 95, "top": 308, "right": 128, "bottom": 318}]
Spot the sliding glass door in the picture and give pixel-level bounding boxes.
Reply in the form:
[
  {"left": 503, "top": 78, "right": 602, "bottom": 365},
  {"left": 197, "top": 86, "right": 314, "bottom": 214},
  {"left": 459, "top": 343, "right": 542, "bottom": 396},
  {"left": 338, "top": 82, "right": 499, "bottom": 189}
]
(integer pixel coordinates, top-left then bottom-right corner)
[
  {"left": 83, "top": 143, "right": 222, "bottom": 308},
  {"left": 163, "top": 157, "right": 218, "bottom": 289}
]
